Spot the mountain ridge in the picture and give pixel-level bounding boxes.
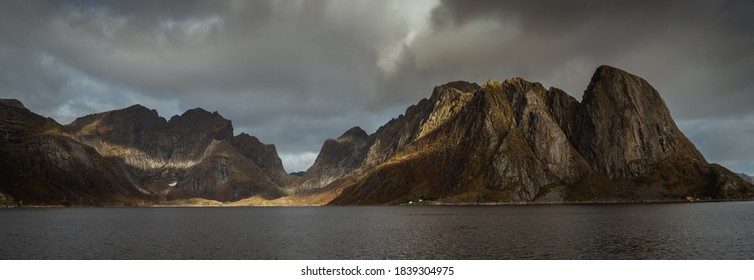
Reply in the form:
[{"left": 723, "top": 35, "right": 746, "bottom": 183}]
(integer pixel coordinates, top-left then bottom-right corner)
[
  {"left": 2, "top": 65, "right": 753, "bottom": 206},
  {"left": 325, "top": 65, "right": 752, "bottom": 204},
  {"left": 63, "top": 104, "right": 287, "bottom": 202}
]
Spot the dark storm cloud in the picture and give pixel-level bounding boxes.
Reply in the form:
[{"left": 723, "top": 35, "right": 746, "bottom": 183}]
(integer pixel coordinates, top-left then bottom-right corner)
[
  {"left": 1, "top": 0, "right": 753, "bottom": 173},
  {"left": 414, "top": 0, "right": 754, "bottom": 120}
]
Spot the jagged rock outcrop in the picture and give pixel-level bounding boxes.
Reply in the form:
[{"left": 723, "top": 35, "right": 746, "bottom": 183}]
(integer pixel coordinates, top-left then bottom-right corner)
[
  {"left": 504, "top": 78, "right": 591, "bottom": 184},
  {"left": 0, "top": 100, "right": 148, "bottom": 206},
  {"left": 230, "top": 133, "right": 296, "bottom": 187},
  {"left": 0, "top": 99, "right": 25, "bottom": 109},
  {"left": 292, "top": 126, "right": 373, "bottom": 193},
  {"left": 324, "top": 66, "right": 753, "bottom": 205},
  {"left": 361, "top": 81, "right": 478, "bottom": 168},
  {"left": 2, "top": 99, "right": 291, "bottom": 204},
  {"left": 66, "top": 106, "right": 286, "bottom": 201},
  {"left": 572, "top": 66, "right": 705, "bottom": 178},
  {"left": 169, "top": 140, "right": 284, "bottom": 200}
]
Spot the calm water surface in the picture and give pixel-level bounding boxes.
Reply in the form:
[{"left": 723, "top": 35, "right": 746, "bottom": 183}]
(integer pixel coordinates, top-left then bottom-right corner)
[{"left": 1, "top": 202, "right": 753, "bottom": 259}]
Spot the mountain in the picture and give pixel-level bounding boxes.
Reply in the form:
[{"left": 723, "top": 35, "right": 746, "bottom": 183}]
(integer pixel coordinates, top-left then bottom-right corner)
[
  {"left": 230, "top": 133, "right": 297, "bottom": 187},
  {"left": 1, "top": 100, "right": 292, "bottom": 205},
  {"left": 291, "top": 126, "right": 373, "bottom": 193},
  {"left": 738, "top": 173, "right": 754, "bottom": 184},
  {"left": 0, "top": 99, "right": 148, "bottom": 206},
  {"left": 2, "top": 65, "right": 752, "bottom": 206},
  {"left": 65, "top": 106, "right": 286, "bottom": 202},
  {"left": 322, "top": 66, "right": 753, "bottom": 204}
]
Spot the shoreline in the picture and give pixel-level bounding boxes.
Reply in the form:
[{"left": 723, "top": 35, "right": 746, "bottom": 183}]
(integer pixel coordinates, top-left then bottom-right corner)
[{"left": 3, "top": 198, "right": 753, "bottom": 209}]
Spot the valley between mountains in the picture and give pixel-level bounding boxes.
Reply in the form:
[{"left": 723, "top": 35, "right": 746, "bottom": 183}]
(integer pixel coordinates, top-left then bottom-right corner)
[{"left": 1, "top": 65, "right": 752, "bottom": 206}]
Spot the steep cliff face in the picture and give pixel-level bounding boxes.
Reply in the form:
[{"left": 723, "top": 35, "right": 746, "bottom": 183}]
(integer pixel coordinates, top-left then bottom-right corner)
[
  {"left": 170, "top": 140, "right": 284, "bottom": 201},
  {"left": 362, "top": 81, "right": 478, "bottom": 168},
  {"left": 572, "top": 66, "right": 705, "bottom": 178},
  {"left": 331, "top": 80, "right": 563, "bottom": 204},
  {"left": 66, "top": 106, "right": 285, "bottom": 201},
  {"left": 327, "top": 66, "right": 753, "bottom": 205},
  {"left": 504, "top": 78, "right": 591, "bottom": 184},
  {"left": 66, "top": 105, "right": 174, "bottom": 179},
  {"left": 230, "top": 133, "right": 296, "bottom": 187},
  {"left": 557, "top": 67, "right": 751, "bottom": 201},
  {"left": 167, "top": 108, "right": 235, "bottom": 163},
  {"left": 292, "top": 126, "right": 373, "bottom": 193},
  {"left": 0, "top": 100, "right": 148, "bottom": 205}
]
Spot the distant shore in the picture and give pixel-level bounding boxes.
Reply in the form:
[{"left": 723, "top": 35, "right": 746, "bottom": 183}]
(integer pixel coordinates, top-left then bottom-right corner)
[{"left": 3, "top": 198, "right": 753, "bottom": 208}]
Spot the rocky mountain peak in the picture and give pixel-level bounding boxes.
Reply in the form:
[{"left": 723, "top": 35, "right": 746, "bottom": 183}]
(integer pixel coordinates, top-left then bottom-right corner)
[
  {"left": 122, "top": 103, "right": 151, "bottom": 112},
  {"left": 428, "top": 81, "right": 479, "bottom": 105},
  {"left": 229, "top": 132, "right": 294, "bottom": 188},
  {"left": 66, "top": 104, "right": 170, "bottom": 153},
  {"left": 573, "top": 65, "right": 705, "bottom": 178},
  {"left": 168, "top": 107, "right": 233, "bottom": 141},
  {"left": 441, "top": 80, "right": 480, "bottom": 93},
  {"left": 234, "top": 132, "right": 261, "bottom": 143},
  {"left": 338, "top": 126, "right": 367, "bottom": 141},
  {"left": 503, "top": 77, "right": 541, "bottom": 91},
  {"left": 168, "top": 107, "right": 225, "bottom": 123},
  {"left": 69, "top": 104, "right": 166, "bottom": 128},
  {"left": 291, "top": 125, "right": 375, "bottom": 193},
  {"left": 0, "top": 99, "right": 25, "bottom": 109}
]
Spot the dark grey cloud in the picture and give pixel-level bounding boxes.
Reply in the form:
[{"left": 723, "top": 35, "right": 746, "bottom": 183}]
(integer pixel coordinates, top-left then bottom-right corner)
[
  {"left": 411, "top": 0, "right": 754, "bottom": 120},
  {"left": 1, "top": 0, "right": 753, "bottom": 173}
]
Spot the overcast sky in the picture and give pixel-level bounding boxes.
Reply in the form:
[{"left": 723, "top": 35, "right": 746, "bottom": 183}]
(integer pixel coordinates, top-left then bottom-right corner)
[{"left": 1, "top": 0, "right": 753, "bottom": 173}]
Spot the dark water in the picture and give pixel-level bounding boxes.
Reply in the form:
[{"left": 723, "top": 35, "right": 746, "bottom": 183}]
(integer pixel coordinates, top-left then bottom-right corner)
[{"left": 1, "top": 202, "right": 754, "bottom": 259}]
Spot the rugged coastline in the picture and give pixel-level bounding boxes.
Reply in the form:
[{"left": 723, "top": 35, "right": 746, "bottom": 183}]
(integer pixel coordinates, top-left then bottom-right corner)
[{"left": 2, "top": 66, "right": 752, "bottom": 206}]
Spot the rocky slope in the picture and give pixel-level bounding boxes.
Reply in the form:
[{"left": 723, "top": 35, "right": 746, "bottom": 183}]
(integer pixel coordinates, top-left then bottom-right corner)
[
  {"left": 3, "top": 65, "right": 752, "bottom": 206},
  {"left": 65, "top": 106, "right": 286, "bottom": 201},
  {"left": 291, "top": 126, "right": 374, "bottom": 193},
  {"left": 323, "top": 66, "right": 752, "bottom": 204},
  {"left": 738, "top": 173, "right": 754, "bottom": 184},
  {"left": 230, "top": 133, "right": 297, "bottom": 187},
  {"left": 0, "top": 99, "right": 148, "bottom": 206},
  {"left": 2, "top": 99, "right": 291, "bottom": 205}
]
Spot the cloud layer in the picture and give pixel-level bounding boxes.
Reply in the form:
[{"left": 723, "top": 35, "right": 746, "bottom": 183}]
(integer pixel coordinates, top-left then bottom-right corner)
[{"left": 1, "top": 0, "right": 753, "bottom": 173}]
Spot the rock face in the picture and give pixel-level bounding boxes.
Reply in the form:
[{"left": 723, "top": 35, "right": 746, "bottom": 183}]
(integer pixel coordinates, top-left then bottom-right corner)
[
  {"left": 65, "top": 106, "right": 286, "bottom": 201},
  {"left": 291, "top": 126, "right": 373, "bottom": 193},
  {"left": 2, "top": 99, "right": 290, "bottom": 205},
  {"left": 3, "top": 65, "right": 752, "bottom": 206},
  {"left": 1, "top": 100, "right": 148, "bottom": 206},
  {"left": 323, "top": 66, "right": 753, "bottom": 204},
  {"left": 572, "top": 66, "right": 705, "bottom": 178},
  {"left": 230, "top": 133, "right": 296, "bottom": 187}
]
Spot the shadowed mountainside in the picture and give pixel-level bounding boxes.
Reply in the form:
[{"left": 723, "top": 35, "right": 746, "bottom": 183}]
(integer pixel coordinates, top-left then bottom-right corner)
[
  {"left": 0, "top": 100, "right": 149, "bottom": 206},
  {"left": 64, "top": 106, "right": 291, "bottom": 202}
]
